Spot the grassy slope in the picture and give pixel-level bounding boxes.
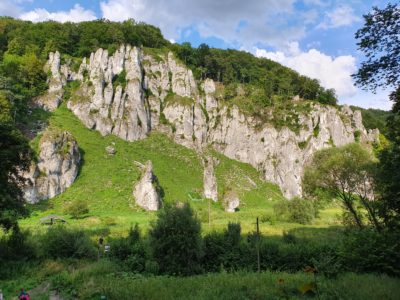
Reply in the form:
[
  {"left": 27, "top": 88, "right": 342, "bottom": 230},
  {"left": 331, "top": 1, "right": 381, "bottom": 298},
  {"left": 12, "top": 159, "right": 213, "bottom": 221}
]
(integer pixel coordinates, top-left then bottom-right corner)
[
  {"left": 1, "top": 260, "right": 399, "bottom": 300},
  {"left": 19, "top": 104, "right": 341, "bottom": 238}
]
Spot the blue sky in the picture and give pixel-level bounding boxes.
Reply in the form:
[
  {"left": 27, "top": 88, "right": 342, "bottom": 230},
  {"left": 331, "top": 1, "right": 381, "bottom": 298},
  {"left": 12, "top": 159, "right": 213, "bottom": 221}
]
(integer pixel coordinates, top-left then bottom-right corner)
[{"left": 0, "top": 0, "right": 396, "bottom": 110}]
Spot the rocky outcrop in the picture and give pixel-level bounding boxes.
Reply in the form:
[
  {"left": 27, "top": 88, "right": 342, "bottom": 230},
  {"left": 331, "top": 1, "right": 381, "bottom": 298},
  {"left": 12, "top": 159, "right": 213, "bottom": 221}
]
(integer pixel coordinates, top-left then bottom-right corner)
[
  {"left": 23, "top": 129, "right": 80, "bottom": 203},
  {"left": 133, "top": 161, "right": 162, "bottom": 211},
  {"left": 36, "top": 51, "right": 65, "bottom": 111},
  {"left": 48, "top": 45, "right": 379, "bottom": 199},
  {"left": 202, "top": 156, "right": 218, "bottom": 202},
  {"left": 224, "top": 191, "right": 240, "bottom": 213}
]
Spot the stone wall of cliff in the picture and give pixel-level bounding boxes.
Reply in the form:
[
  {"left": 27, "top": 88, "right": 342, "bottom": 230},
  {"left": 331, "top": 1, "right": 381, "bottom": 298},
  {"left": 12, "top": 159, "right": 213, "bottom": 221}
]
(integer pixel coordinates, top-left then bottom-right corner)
[{"left": 40, "top": 45, "right": 379, "bottom": 198}]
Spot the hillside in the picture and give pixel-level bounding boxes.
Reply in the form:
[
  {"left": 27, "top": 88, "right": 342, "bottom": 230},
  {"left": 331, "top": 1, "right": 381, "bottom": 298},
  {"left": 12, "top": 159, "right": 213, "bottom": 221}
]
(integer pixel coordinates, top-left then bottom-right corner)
[
  {"left": 1, "top": 14, "right": 399, "bottom": 300},
  {"left": 20, "top": 103, "right": 345, "bottom": 236}
]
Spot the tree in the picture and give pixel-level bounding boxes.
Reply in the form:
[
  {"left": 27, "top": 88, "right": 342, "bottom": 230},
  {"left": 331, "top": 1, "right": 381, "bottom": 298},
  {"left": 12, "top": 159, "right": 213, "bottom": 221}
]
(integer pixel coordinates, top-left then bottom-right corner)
[
  {"left": 149, "top": 203, "right": 203, "bottom": 275},
  {"left": 0, "top": 123, "right": 32, "bottom": 230},
  {"left": 353, "top": 2, "right": 400, "bottom": 229},
  {"left": 303, "top": 143, "right": 381, "bottom": 230},
  {"left": 352, "top": 3, "right": 400, "bottom": 91}
]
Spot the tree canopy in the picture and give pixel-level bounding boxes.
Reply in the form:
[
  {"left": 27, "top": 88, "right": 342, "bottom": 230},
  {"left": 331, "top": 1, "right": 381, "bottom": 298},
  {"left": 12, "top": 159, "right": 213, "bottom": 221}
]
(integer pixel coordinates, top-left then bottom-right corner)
[
  {"left": 303, "top": 143, "right": 381, "bottom": 230},
  {"left": 352, "top": 3, "right": 400, "bottom": 92},
  {"left": 353, "top": 2, "right": 400, "bottom": 230}
]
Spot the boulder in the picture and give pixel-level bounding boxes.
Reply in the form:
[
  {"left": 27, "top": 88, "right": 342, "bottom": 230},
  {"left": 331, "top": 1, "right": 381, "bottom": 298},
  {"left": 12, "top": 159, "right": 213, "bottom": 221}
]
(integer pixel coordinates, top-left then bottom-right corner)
[
  {"left": 203, "top": 156, "right": 218, "bottom": 202},
  {"left": 22, "top": 129, "right": 80, "bottom": 203},
  {"left": 133, "top": 160, "right": 162, "bottom": 211},
  {"left": 224, "top": 191, "right": 240, "bottom": 213},
  {"left": 105, "top": 145, "right": 116, "bottom": 155}
]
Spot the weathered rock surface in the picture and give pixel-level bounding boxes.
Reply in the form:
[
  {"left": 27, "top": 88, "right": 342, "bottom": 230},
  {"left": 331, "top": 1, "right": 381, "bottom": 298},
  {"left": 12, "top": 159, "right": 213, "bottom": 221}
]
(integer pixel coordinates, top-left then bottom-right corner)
[
  {"left": 224, "top": 191, "right": 240, "bottom": 213},
  {"left": 133, "top": 161, "right": 161, "bottom": 211},
  {"left": 202, "top": 156, "right": 218, "bottom": 202},
  {"left": 105, "top": 145, "right": 116, "bottom": 155},
  {"left": 36, "top": 51, "right": 66, "bottom": 111},
  {"left": 49, "top": 45, "right": 379, "bottom": 199},
  {"left": 23, "top": 130, "right": 80, "bottom": 203}
]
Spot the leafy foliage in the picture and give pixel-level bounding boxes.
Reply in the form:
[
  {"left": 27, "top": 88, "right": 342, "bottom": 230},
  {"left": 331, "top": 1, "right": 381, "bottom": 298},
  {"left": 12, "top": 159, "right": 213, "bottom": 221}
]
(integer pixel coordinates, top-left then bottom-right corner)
[
  {"left": 340, "top": 229, "right": 400, "bottom": 276},
  {"left": 39, "top": 226, "right": 97, "bottom": 259},
  {"left": 171, "top": 42, "right": 337, "bottom": 107},
  {"left": 353, "top": 2, "right": 400, "bottom": 230},
  {"left": 0, "top": 123, "right": 32, "bottom": 230},
  {"left": 303, "top": 143, "right": 381, "bottom": 230},
  {"left": 64, "top": 201, "right": 89, "bottom": 219},
  {"left": 109, "top": 224, "right": 147, "bottom": 273},
  {"left": 149, "top": 203, "right": 203, "bottom": 275},
  {"left": 353, "top": 3, "right": 400, "bottom": 91},
  {"left": 273, "top": 198, "right": 317, "bottom": 225}
]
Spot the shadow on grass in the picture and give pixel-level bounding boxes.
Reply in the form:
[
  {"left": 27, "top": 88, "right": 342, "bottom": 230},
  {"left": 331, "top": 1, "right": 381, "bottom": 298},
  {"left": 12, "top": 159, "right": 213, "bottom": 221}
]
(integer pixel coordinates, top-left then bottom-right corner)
[
  {"left": 77, "top": 146, "right": 85, "bottom": 177},
  {"left": 243, "top": 225, "right": 345, "bottom": 245}
]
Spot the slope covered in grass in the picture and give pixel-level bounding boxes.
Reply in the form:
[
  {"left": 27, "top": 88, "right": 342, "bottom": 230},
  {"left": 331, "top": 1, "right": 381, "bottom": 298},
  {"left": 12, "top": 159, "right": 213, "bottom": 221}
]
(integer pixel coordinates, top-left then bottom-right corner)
[{"left": 20, "top": 104, "right": 322, "bottom": 236}]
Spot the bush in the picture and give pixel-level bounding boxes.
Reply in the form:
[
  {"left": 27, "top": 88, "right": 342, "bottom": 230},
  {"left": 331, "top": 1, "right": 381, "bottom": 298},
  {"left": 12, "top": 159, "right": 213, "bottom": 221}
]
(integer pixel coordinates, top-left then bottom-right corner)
[
  {"left": 65, "top": 201, "right": 89, "bottom": 219},
  {"left": 39, "top": 226, "right": 96, "bottom": 259},
  {"left": 0, "top": 226, "right": 35, "bottom": 262},
  {"left": 274, "top": 198, "right": 317, "bottom": 224},
  {"left": 340, "top": 229, "right": 400, "bottom": 276},
  {"left": 149, "top": 203, "right": 203, "bottom": 276},
  {"left": 109, "top": 225, "right": 147, "bottom": 273}
]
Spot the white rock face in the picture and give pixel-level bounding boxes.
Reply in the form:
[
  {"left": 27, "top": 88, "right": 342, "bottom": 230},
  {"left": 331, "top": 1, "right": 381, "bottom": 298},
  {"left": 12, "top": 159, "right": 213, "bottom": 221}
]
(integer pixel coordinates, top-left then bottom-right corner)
[
  {"left": 133, "top": 161, "right": 161, "bottom": 211},
  {"left": 224, "top": 191, "right": 240, "bottom": 213},
  {"left": 36, "top": 51, "right": 66, "bottom": 111},
  {"left": 67, "top": 46, "right": 150, "bottom": 141},
  {"left": 22, "top": 130, "right": 80, "bottom": 203},
  {"left": 50, "top": 45, "right": 379, "bottom": 199},
  {"left": 203, "top": 156, "right": 218, "bottom": 202}
]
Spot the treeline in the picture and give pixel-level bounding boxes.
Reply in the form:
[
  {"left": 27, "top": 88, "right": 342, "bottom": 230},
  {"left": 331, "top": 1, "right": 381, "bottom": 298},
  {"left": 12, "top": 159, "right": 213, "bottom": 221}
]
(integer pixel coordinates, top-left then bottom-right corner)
[
  {"left": 0, "top": 17, "right": 337, "bottom": 109},
  {"left": 1, "top": 204, "right": 399, "bottom": 279},
  {"left": 350, "top": 105, "right": 392, "bottom": 135},
  {"left": 171, "top": 43, "right": 337, "bottom": 106}
]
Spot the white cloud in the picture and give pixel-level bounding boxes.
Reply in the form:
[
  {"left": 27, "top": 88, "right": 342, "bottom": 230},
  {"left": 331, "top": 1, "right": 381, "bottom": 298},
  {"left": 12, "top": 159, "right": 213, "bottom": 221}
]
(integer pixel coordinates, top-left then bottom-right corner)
[
  {"left": 19, "top": 4, "right": 97, "bottom": 23},
  {"left": 255, "top": 42, "right": 358, "bottom": 98},
  {"left": 100, "top": 0, "right": 302, "bottom": 49},
  {"left": 0, "top": 0, "right": 23, "bottom": 17},
  {"left": 318, "top": 5, "right": 360, "bottom": 29}
]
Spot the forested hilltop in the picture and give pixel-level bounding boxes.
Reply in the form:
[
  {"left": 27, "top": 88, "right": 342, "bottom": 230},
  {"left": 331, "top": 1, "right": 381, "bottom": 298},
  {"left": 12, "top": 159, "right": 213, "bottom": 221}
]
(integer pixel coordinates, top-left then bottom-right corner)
[{"left": 0, "top": 17, "right": 338, "bottom": 125}]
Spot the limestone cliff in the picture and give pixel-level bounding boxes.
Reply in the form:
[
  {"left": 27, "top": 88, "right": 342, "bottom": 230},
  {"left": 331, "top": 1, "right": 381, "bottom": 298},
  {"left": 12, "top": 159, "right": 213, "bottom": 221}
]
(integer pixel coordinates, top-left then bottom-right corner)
[
  {"left": 42, "top": 45, "right": 379, "bottom": 198},
  {"left": 23, "top": 129, "right": 80, "bottom": 203}
]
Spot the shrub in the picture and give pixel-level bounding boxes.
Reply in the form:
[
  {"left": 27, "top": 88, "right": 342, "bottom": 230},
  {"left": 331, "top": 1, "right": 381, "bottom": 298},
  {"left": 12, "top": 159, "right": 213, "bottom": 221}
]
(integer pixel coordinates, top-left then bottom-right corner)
[
  {"left": 340, "top": 229, "right": 400, "bottom": 276},
  {"left": 0, "top": 225, "right": 35, "bottom": 262},
  {"left": 149, "top": 203, "right": 203, "bottom": 276},
  {"left": 39, "top": 226, "right": 96, "bottom": 259},
  {"left": 65, "top": 201, "right": 89, "bottom": 219},
  {"left": 109, "top": 225, "right": 147, "bottom": 273},
  {"left": 274, "top": 198, "right": 316, "bottom": 224}
]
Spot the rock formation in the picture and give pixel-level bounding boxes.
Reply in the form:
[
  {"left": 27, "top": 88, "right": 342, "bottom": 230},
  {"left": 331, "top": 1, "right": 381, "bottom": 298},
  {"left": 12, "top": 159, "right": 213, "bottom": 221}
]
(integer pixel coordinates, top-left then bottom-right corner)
[
  {"left": 44, "top": 45, "right": 380, "bottom": 199},
  {"left": 133, "top": 161, "right": 162, "bottom": 211},
  {"left": 36, "top": 51, "right": 66, "bottom": 111},
  {"left": 202, "top": 156, "right": 218, "bottom": 202},
  {"left": 23, "top": 129, "right": 80, "bottom": 203},
  {"left": 224, "top": 191, "right": 240, "bottom": 213}
]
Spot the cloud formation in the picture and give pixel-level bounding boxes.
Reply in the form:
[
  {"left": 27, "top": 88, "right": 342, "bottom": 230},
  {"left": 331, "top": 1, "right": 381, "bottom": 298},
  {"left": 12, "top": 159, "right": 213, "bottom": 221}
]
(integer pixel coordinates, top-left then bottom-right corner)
[
  {"left": 0, "top": 0, "right": 22, "bottom": 17},
  {"left": 20, "top": 4, "right": 96, "bottom": 23},
  {"left": 318, "top": 5, "right": 360, "bottom": 29},
  {"left": 100, "top": 0, "right": 302, "bottom": 49},
  {"left": 255, "top": 42, "right": 358, "bottom": 98}
]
